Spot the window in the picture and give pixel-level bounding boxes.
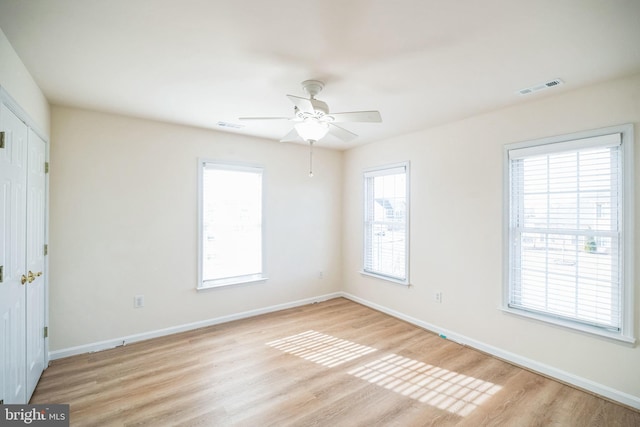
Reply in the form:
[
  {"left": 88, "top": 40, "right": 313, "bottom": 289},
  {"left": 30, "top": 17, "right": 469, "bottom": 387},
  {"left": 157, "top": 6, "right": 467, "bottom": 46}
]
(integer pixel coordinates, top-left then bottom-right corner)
[
  {"left": 363, "top": 163, "right": 409, "bottom": 284},
  {"left": 198, "top": 161, "right": 266, "bottom": 289},
  {"left": 504, "top": 125, "right": 634, "bottom": 343}
]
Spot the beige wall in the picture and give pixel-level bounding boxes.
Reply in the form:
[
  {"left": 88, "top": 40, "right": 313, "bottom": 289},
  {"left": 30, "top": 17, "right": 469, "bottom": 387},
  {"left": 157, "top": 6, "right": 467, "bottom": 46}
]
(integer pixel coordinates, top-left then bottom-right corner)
[
  {"left": 0, "top": 27, "right": 49, "bottom": 134},
  {"left": 342, "top": 73, "right": 640, "bottom": 400},
  {"left": 49, "top": 106, "right": 343, "bottom": 350}
]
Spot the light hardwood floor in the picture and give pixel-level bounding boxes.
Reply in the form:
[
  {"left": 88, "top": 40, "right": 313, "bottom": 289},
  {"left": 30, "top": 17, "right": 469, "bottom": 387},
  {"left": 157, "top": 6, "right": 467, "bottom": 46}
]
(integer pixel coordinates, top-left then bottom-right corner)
[{"left": 31, "top": 298, "right": 639, "bottom": 426}]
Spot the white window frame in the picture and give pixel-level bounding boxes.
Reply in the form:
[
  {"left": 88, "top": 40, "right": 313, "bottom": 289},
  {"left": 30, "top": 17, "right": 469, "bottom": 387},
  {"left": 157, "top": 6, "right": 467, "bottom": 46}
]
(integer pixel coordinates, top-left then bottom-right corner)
[
  {"left": 197, "top": 159, "right": 267, "bottom": 290},
  {"left": 362, "top": 162, "right": 410, "bottom": 285},
  {"left": 502, "top": 124, "right": 635, "bottom": 344}
]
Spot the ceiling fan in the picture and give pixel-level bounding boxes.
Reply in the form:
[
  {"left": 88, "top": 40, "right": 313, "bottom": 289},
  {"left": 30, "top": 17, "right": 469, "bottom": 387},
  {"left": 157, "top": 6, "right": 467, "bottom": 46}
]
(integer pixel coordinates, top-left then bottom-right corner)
[{"left": 239, "top": 80, "right": 382, "bottom": 144}]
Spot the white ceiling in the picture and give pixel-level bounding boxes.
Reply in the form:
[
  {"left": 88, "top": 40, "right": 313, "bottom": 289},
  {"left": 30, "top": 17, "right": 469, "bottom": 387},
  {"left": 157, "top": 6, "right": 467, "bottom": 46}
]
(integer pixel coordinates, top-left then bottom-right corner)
[{"left": 1, "top": 0, "right": 639, "bottom": 149}]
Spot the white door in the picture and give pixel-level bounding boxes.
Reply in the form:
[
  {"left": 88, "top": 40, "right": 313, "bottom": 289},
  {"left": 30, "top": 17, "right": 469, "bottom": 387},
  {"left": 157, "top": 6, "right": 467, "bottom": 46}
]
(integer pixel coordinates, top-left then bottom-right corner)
[
  {"left": 0, "top": 102, "right": 28, "bottom": 404},
  {"left": 25, "top": 128, "right": 46, "bottom": 400}
]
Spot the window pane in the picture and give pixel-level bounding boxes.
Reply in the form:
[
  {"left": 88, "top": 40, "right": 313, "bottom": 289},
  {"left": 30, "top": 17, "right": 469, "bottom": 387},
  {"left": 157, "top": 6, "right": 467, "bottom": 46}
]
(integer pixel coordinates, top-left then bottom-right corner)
[
  {"left": 364, "top": 164, "right": 408, "bottom": 282},
  {"left": 201, "top": 165, "right": 263, "bottom": 283},
  {"left": 509, "top": 138, "right": 622, "bottom": 331}
]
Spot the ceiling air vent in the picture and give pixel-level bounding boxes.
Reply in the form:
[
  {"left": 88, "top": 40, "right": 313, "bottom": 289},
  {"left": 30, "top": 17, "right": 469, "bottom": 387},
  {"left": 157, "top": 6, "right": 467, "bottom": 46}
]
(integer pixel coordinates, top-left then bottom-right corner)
[
  {"left": 517, "top": 79, "right": 564, "bottom": 96},
  {"left": 216, "top": 121, "right": 244, "bottom": 129}
]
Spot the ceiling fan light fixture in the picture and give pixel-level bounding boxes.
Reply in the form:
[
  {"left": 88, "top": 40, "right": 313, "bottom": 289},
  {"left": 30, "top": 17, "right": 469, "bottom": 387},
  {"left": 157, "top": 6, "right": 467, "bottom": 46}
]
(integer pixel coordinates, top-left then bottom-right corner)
[{"left": 295, "top": 119, "right": 329, "bottom": 141}]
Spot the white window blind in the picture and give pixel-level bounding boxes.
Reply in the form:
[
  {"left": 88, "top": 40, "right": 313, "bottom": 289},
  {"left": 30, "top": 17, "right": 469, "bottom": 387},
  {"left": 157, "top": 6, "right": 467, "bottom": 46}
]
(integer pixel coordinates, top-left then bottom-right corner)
[
  {"left": 363, "top": 163, "right": 409, "bottom": 283},
  {"left": 507, "top": 132, "right": 627, "bottom": 334},
  {"left": 198, "top": 162, "right": 265, "bottom": 288}
]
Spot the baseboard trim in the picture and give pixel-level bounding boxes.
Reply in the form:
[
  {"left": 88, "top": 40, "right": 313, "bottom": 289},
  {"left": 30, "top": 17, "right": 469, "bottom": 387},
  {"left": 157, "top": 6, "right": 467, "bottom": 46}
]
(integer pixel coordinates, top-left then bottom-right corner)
[
  {"left": 49, "top": 292, "right": 342, "bottom": 360},
  {"left": 339, "top": 292, "right": 640, "bottom": 411}
]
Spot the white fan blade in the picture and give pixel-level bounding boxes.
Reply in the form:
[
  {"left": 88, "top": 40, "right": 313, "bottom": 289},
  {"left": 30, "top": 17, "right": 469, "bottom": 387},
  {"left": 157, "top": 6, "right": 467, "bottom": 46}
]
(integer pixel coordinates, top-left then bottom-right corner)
[
  {"left": 328, "top": 124, "right": 358, "bottom": 142},
  {"left": 280, "top": 128, "right": 301, "bottom": 142},
  {"left": 328, "top": 111, "right": 382, "bottom": 123},
  {"left": 286, "top": 95, "right": 314, "bottom": 114},
  {"left": 239, "top": 116, "right": 291, "bottom": 121}
]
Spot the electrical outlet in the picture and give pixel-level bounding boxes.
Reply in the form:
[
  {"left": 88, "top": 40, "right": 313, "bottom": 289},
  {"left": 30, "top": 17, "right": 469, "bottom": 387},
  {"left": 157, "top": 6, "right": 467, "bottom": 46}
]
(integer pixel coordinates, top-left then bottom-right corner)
[
  {"left": 134, "top": 295, "right": 145, "bottom": 308},
  {"left": 435, "top": 292, "right": 443, "bottom": 303}
]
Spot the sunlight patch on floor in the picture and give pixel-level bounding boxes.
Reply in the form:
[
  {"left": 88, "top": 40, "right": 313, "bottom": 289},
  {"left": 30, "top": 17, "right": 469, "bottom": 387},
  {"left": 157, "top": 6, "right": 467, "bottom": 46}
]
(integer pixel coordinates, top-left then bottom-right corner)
[
  {"left": 348, "top": 354, "right": 502, "bottom": 416},
  {"left": 266, "top": 330, "right": 377, "bottom": 368}
]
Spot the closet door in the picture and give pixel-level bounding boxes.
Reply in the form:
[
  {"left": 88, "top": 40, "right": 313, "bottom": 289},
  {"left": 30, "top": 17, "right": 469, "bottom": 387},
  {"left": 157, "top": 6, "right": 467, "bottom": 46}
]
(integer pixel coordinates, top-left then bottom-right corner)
[
  {"left": 25, "top": 128, "right": 46, "bottom": 400},
  {"left": 0, "top": 102, "right": 28, "bottom": 404}
]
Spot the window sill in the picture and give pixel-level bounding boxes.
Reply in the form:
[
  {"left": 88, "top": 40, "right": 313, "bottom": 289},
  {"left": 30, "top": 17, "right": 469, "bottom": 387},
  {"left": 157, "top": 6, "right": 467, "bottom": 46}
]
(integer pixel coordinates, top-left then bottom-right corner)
[
  {"left": 501, "top": 306, "right": 636, "bottom": 347},
  {"left": 360, "top": 270, "right": 409, "bottom": 286},
  {"left": 198, "top": 274, "right": 268, "bottom": 291}
]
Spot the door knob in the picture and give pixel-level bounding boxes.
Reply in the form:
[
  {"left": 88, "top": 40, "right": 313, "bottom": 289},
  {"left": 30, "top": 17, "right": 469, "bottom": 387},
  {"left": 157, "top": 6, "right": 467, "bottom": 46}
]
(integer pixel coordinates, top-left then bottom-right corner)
[
  {"left": 21, "top": 274, "right": 27, "bottom": 285},
  {"left": 27, "top": 270, "right": 41, "bottom": 283}
]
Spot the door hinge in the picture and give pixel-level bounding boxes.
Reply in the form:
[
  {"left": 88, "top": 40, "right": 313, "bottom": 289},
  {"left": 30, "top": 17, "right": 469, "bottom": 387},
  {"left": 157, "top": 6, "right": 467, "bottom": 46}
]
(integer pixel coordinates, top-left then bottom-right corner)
[
  {"left": 44, "top": 244, "right": 48, "bottom": 256},
  {"left": 45, "top": 162, "right": 49, "bottom": 173},
  {"left": 0, "top": 131, "right": 5, "bottom": 149},
  {"left": 44, "top": 326, "right": 49, "bottom": 338},
  {"left": 0, "top": 265, "right": 3, "bottom": 283}
]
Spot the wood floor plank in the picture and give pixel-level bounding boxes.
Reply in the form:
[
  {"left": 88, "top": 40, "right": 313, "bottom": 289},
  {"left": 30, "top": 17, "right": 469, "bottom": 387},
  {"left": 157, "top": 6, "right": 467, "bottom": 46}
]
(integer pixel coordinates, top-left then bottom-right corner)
[{"left": 31, "top": 298, "right": 639, "bottom": 426}]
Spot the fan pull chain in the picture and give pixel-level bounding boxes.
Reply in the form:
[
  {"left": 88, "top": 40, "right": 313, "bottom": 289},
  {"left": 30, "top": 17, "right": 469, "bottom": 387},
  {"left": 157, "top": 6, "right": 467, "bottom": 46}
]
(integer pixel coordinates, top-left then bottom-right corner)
[{"left": 308, "top": 140, "right": 314, "bottom": 177}]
